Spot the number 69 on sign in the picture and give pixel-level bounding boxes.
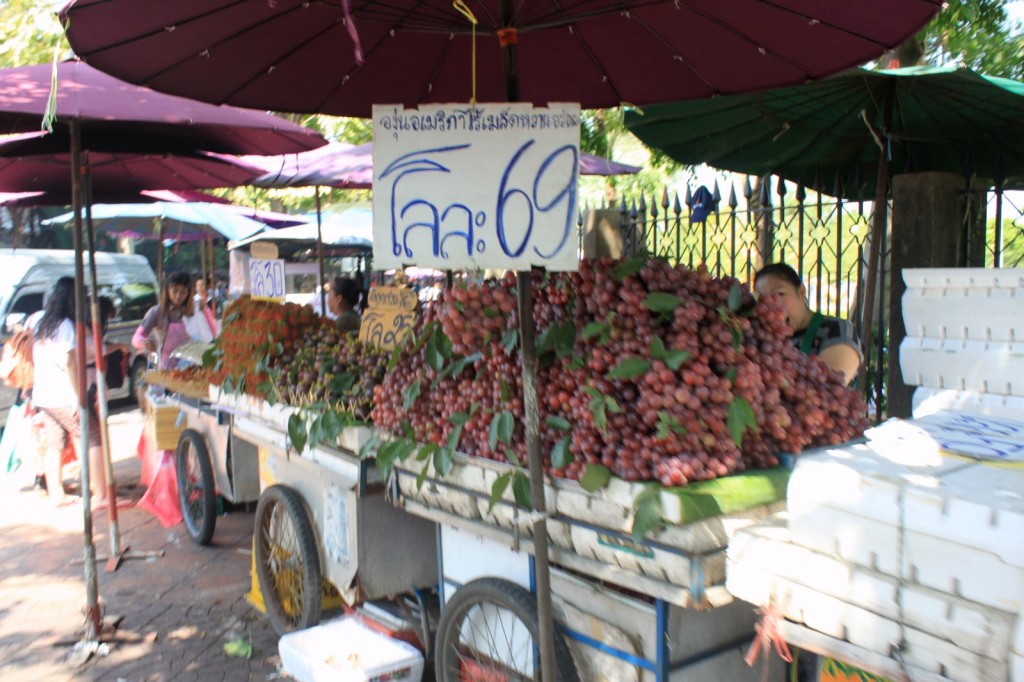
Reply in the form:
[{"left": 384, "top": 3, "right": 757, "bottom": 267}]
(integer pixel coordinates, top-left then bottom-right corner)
[{"left": 250, "top": 258, "right": 286, "bottom": 302}]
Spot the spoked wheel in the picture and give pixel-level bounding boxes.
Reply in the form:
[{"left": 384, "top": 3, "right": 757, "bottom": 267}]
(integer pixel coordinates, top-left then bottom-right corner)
[
  {"left": 175, "top": 429, "right": 217, "bottom": 545},
  {"left": 254, "top": 485, "right": 322, "bottom": 636},
  {"left": 435, "top": 578, "right": 579, "bottom": 682}
]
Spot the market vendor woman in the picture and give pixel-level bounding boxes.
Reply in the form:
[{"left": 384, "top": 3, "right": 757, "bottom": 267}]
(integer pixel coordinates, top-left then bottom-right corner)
[
  {"left": 754, "top": 263, "right": 861, "bottom": 385},
  {"left": 328, "top": 276, "right": 363, "bottom": 335}
]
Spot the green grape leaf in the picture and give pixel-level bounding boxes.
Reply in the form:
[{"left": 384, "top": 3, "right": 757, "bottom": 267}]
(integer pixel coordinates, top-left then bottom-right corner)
[
  {"left": 488, "top": 471, "right": 513, "bottom": 513},
  {"left": 401, "top": 419, "right": 415, "bottom": 439},
  {"left": 287, "top": 413, "right": 307, "bottom": 453},
  {"left": 449, "top": 411, "right": 472, "bottom": 426},
  {"left": 417, "top": 442, "right": 440, "bottom": 462},
  {"left": 579, "top": 464, "right": 612, "bottom": 492},
  {"left": 545, "top": 415, "right": 571, "bottom": 432},
  {"left": 607, "top": 357, "right": 651, "bottom": 380},
  {"left": 416, "top": 458, "right": 431, "bottom": 490},
  {"left": 550, "top": 436, "right": 573, "bottom": 469},
  {"left": 644, "top": 292, "right": 683, "bottom": 313},
  {"left": 358, "top": 431, "right": 381, "bottom": 460},
  {"left": 445, "top": 423, "right": 465, "bottom": 453},
  {"left": 582, "top": 321, "right": 609, "bottom": 341},
  {"left": 725, "top": 366, "right": 739, "bottom": 384},
  {"left": 504, "top": 447, "right": 522, "bottom": 468},
  {"left": 612, "top": 257, "right": 646, "bottom": 281},
  {"left": 649, "top": 336, "right": 668, "bottom": 360},
  {"left": 434, "top": 445, "right": 455, "bottom": 476},
  {"left": 501, "top": 329, "right": 519, "bottom": 355},
  {"left": 511, "top": 472, "right": 533, "bottom": 510},
  {"left": 329, "top": 372, "right": 357, "bottom": 395},
  {"left": 500, "top": 379, "right": 510, "bottom": 403},
  {"left": 631, "top": 486, "right": 664, "bottom": 540},
  {"left": 664, "top": 349, "right": 692, "bottom": 371},
  {"left": 489, "top": 410, "right": 514, "bottom": 450},
  {"left": 727, "top": 395, "right": 759, "bottom": 448},
  {"left": 402, "top": 380, "right": 422, "bottom": 410},
  {"left": 727, "top": 282, "right": 743, "bottom": 312}
]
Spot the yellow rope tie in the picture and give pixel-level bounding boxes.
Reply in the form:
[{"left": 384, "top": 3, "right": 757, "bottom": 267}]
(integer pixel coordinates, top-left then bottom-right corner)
[{"left": 452, "top": 0, "right": 478, "bottom": 104}]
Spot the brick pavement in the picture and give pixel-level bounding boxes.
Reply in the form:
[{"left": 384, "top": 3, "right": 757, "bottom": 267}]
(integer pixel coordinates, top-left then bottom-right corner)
[{"left": 0, "top": 402, "right": 285, "bottom": 681}]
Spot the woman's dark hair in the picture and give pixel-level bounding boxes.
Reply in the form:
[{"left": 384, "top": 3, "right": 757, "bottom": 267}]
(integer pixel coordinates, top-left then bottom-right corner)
[
  {"left": 36, "top": 276, "right": 76, "bottom": 340},
  {"left": 754, "top": 263, "right": 803, "bottom": 289},
  {"left": 160, "top": 271, "right": 195, "bottom": 316},
  {"left": 331, "top": 276, "right": 362, "bottom": 311}
]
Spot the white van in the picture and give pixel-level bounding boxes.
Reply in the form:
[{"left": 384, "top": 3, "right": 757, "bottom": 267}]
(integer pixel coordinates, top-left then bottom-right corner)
[{"left": 0, "top": 249, "right": 160, "bottom": 427}]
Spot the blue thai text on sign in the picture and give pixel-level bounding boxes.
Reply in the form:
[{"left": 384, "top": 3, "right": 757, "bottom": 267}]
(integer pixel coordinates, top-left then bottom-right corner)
[
  {"left": 249, "top": 258, "right": 286, "bottom": 302},
  {"left": 372, "top": 103, "right": 581, "bottom": 272}
]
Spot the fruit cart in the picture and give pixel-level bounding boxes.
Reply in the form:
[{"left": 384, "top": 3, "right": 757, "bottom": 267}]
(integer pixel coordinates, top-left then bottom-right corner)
[
  {"left": 201, "top": 391, "right": 438, "bottom": 636},
  {"left": 387, "top": 448, "right": 791, "bottom": 681}
]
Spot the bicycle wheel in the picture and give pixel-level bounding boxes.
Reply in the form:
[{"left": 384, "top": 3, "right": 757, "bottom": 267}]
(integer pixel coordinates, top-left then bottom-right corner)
[
  {"left": 435, "top": 577, "right": 579, "bottom": 682},
  {"left": 175, "top": 429, "right": 217, "bottom": 545},
  {"left": 254, "top": 484, "right": 322, "bottom": 635}
]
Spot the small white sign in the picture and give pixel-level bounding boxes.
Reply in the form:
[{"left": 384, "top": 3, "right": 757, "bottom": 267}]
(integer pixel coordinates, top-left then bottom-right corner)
[
  {"left": 372, "top": 102, "right": 581, "bottom": 272},
  {"left": 249, "top": 257, "right": 286, "bottom": 301},
  {"left": 866, "top": 411, "right": 1024, "bottom": 463}
]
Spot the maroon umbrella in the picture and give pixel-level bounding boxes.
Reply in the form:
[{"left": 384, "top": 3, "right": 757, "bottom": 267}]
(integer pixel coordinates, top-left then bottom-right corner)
[
  {"left": 242, "top": 141, "right": 639, "bottom": 189},
  {"left": 0, "top": 61, "right": 325, "bottom": 154},
  {"left": 62, "top": 0, "right": 942, "bottom": 117},
  {"left": 0, "top": 149, "right": 260, "bottom": 195}
]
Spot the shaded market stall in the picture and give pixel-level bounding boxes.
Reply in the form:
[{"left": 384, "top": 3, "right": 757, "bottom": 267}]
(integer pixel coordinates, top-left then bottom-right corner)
[
  {"left": 0, "top": 59, "right": 325, "bottom": 644},
  {"left": 60, "top": 0, "right": 947, "bottom": 677}
]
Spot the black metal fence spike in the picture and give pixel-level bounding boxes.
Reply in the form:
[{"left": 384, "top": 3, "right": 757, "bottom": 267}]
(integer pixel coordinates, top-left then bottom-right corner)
[
  {"left": 759, "top": 177, "right": 771, "bottom": 204},
  {"left": 684, "top": 184, "right": 693, "bottom": 206},
  {"left": 777, "top": 179, "right": 787, "bottom": 198},
  {"left": 660, "top": 186, "right": 669, "bottom": 208},
  {"left": 712, "top": 179, "right": 721, "bottom": 203},
  {"left": 795, "top": 184, "right": 806, "bottom": 202},
  {"left": 673, "top": 193, "right": 682, "bottom": 213},
  {"left": 728, "top": 185, "right": 738, "bottom": 209},
  {"left": 743, "top": 177, "right": 753, "bottom": 199},
  {"left": 833, "top": 173, "right": 843, "bottom": 199}
]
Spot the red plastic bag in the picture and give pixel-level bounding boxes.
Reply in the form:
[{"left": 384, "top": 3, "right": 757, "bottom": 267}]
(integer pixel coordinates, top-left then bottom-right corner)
[{"left": 137, "top": 451, "right": 182, "bottom": 528}]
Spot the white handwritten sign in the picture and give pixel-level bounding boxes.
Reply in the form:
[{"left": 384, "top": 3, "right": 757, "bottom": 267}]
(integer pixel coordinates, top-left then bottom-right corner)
[
  {"left": 866, "top": 411, "right": 1024, "bottom": 463},
  {"left": 249, "top": 258, "right": 285, "bottom": 301},
  {"left": 372, "top": 103, "right": 581, "bottom": 272}
]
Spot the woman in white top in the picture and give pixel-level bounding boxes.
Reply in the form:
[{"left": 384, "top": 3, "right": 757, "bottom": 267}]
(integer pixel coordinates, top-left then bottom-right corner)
[{"left": 32, "top": 277, "right": 105, "bottom": 506}]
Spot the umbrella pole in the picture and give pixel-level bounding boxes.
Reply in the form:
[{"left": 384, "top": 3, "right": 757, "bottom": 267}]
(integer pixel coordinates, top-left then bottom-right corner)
[
  {"left": 70, "top": 121, "right": 102, "bottom": 642},
  {"left": 82, "top": 161, "right": 123, "bottom": 565},
  {"left": 316, "top": 186, "right": 327, "bottom": 315},
  {"left": 856, "top": 97, "right": 895, "bottom": 402},
  {"left": 500, "top": 7, "right": 556, "bottom": 678},
  {"left": 155, "top": 218, "right": 164, "bottom": 292},
  {"left": 208, "top": 236, "right": 216, "bottom": 316}
]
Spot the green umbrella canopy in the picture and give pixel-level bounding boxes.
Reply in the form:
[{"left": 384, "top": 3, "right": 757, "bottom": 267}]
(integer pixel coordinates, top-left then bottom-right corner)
[{"left": 625, "top": 66, "right": 1024, "bottom": 199}]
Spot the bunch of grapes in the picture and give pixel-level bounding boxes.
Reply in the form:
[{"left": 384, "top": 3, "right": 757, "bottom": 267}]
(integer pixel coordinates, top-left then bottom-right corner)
[{"left": 372, "top": 258, "right": 869, "bottom": 489}]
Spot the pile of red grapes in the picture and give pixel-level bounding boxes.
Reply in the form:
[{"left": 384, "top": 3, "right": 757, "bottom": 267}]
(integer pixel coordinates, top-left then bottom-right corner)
[{"left": 371, "top": 258, "right": 868, "bottom": 488}]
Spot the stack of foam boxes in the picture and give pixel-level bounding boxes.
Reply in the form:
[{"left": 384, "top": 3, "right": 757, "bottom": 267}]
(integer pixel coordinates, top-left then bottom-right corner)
[{"left": 726, "top": 268, "right": 1024, "bottom": 682}]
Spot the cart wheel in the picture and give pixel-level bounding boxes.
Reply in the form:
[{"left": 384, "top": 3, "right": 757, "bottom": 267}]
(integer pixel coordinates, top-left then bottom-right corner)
[
  {"left": 434, "top": 578, "right": 579, "bottom": 682},
  {"left": 175, "top": 429, "right": 217, "bottom": 546},
  {"left": 254, "top": 485, "right": 322, "bottom": 636}
]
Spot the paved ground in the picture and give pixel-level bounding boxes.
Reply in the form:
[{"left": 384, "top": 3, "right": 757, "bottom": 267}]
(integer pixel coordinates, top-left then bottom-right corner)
[{"left": 0, "top": 401, "right": 285, "bottom": 681}]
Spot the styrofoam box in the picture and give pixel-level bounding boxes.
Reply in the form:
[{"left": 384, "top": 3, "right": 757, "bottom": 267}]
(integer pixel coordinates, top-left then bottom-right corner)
[
  {"left": 914, "top": 388, "right": 1024, "bottom": 421},
  {"left": 903, "top": 463, "right": 1024, "bottom": 569},
  {"left": 787, "top": 443, "right": 965, "bottom": 530},
  {"left": 901, "top": 267, "right": 1024, "bottom": 342},
  {"left": 279, "top": 616, "right": 424, "bottom": 682},
  {"left": 900, "top": 337, "right": 1024, "bottom": 396},
  {"left": 729, "top": 521, "right": 1016, "bottom": 661}
]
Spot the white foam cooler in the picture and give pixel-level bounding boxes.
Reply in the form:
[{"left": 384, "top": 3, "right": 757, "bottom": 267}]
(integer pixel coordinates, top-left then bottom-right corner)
[
  {"left": 279, "top": 616, "right": 424, "bottom": 682},
  {"left": 725, "top": 267, "right": 1024, "bottom": 681}
]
